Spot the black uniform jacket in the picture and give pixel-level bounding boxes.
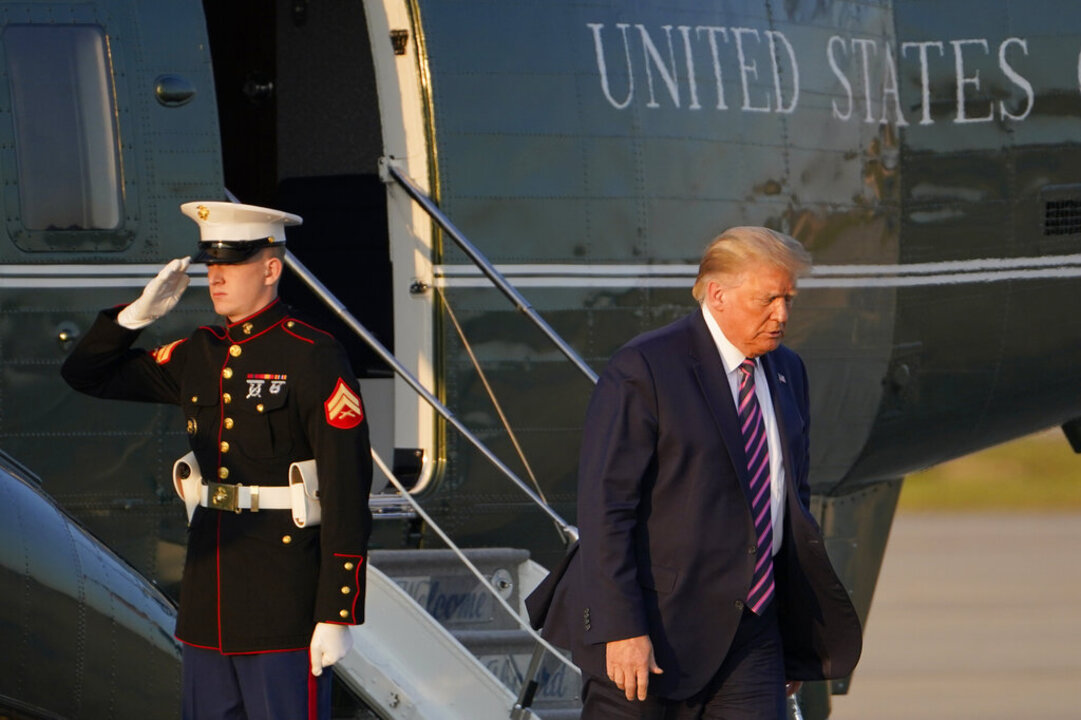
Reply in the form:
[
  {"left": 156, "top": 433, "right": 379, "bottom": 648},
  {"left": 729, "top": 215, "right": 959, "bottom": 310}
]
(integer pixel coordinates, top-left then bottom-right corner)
[
  {"left": 527, "top": 310, "right": 861, "bottom": 700},
  {"left": 62, "top": 299, "right": 373, "bottom": 654}
]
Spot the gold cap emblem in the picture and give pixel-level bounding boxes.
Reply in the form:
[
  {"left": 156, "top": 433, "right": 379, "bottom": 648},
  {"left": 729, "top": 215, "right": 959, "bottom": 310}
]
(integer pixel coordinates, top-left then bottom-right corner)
[
  {"left": 197, "top": 204, "right": 209, "bottom": 221},
  {"left": 186, "top": 418, "right": 197, "bottom": 436}
]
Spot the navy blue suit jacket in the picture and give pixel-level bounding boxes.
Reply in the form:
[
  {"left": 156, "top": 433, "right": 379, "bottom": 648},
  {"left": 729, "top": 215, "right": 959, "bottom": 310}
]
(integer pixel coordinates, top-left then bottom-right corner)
[{"left": 529, "top": 310, "right": 861, "bottom": 700}]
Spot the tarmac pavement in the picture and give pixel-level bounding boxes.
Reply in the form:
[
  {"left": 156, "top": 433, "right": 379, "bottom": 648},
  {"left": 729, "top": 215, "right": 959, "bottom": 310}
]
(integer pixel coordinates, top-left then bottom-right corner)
[{"left": 828, "top": 512, "right": 1081, "bottom": 720}]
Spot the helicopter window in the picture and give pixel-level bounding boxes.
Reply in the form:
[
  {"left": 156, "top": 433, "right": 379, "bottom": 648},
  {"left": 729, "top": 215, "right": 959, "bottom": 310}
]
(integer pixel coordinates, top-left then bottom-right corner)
[{"left": 2, "top": 24, "right": 121, "bottom": 231}]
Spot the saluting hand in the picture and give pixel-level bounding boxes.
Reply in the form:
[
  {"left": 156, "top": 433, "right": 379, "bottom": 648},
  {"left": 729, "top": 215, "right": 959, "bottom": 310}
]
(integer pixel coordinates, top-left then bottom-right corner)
[
  {"left": 606, "top": 634, "right": 663, "bottom": 701},
  {"left": 117, "top": 256, "right": 191, "bottom": 330}
]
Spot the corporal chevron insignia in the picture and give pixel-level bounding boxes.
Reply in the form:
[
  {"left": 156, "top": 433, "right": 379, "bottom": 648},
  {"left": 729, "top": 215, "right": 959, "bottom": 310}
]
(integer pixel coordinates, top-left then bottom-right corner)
[
  {"left": 151, "top": 339, "right": 185, "bottom": 365},
  {"left": 324, "top": 378, "right": 364, "bottom": 429}
]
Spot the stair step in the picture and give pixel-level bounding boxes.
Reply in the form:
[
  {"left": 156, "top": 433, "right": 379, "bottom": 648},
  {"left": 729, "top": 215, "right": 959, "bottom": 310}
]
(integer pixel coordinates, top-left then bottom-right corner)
[
  {"left": 370, "top": 548, "right": 530, "bottom": 630},
  {"left": 451, "top": 629, "right": 581, "bottom": 709},
  {"left": 370, "top": 547, "right": 531, "bottom": 573}
]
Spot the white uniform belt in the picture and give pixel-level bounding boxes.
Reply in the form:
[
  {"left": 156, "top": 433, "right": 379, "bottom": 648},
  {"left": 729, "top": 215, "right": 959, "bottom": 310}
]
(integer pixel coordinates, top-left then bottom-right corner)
[{"left": 198, "top": 482, "right": 292, "bottom": 513}]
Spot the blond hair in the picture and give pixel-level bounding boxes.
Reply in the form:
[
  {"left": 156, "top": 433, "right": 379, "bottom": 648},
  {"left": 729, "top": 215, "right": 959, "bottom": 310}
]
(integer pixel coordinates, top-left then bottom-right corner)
[{"left": 691, "top": 226, "right": 811, "bottom": 302}]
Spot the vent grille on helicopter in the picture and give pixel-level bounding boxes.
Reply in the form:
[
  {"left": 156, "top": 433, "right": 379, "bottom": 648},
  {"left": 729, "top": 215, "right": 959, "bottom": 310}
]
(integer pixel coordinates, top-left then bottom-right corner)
[{"left": 1044, "top": 198, "right": 1081, "bottom": 236}]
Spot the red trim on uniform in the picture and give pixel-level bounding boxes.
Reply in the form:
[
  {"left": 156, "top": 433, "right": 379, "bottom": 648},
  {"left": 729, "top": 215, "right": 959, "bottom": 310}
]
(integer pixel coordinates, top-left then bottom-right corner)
[
  {"left": 177, "top": 636, "right": 310, "bottom": 655},
  {"left": 216, "top": 512, "right": 224, "bottom": 649},
  {"left": 227, "top": 298, "right": 281, "bottom": 329},
  {"left": 218, "top": 354, "right": 228, "bottom": 469},
  {"left": 282, "top": 325, "right": 316, "bottom": 344},
  {"left": 308, "top": 666, "right": 319, "bottom": 720},
  {"left": 335, "top": 554, "right": 365, "bottom": 620},
  {"left": 231, "top": 318, "right": 285, "bottom": 344},
  {"left": 175, "top": 637, "right": 222, "bottom": 651},
  {"left": 286, "top": 316, "right": 335, "bottom": 339}
]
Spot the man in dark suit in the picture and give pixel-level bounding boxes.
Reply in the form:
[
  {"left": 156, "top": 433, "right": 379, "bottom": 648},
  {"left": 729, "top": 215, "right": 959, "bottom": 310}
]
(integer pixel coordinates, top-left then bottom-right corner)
[{"left": 530, "top": 227, "right": 861, "bottom": 718}]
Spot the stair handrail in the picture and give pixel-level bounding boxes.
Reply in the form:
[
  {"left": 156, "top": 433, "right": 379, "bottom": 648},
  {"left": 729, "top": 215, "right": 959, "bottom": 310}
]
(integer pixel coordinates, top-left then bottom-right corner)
[
  {"left": 379, "top": 156, "right": 599, "bottom": 385},
  {"left": 283, "top": 249, "right": 578, "bottom": 546},
  {"left": 371, "top": 447, "right": 581, "bottom": 680}
]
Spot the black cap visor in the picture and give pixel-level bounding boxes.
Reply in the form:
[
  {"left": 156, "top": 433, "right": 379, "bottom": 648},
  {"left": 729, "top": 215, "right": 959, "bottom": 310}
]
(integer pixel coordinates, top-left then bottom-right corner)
[{"left": 192, "top": 238, "right": 277, "bottom": 264}]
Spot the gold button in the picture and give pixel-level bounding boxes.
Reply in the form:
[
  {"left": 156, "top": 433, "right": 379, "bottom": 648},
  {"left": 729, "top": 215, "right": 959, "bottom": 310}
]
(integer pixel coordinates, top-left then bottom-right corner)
[
  {"left": 287, "top": 321, "right": 295, "bottom": 328},
  {"left": 224, "top": 417, "right": 235, "bottom": 430},
  {"left": 339, "top": 609, "right": 349, "bottom": 619},
  {"left": 341, "top": 586, "right": 351, "bottom": 595},
  {"left": 191, "top": 395, "right": 198, "bottom": 403},
  {"left": 229, "top": 344, "right": 242, "bottom": 357},
  {"left": 218, "top": 466, "right": 229, "bottom": 479},
  {"left": 256, "top": 403, "right": 265, "bottom": 413},
  {"left": 222, "top": 367, "right": 233, "bottom": 379},
  {"left": 282, "top": 535, "right": 292, "bottom": 545},
  {"left": 223, "top": 393, "right": 232, "bottom": 404},
  {"left": 220, "top": 441, "right": 230, "bottom": 453},
  {"left": 344, "top": 562, "right": 354, "bottom": 571}
]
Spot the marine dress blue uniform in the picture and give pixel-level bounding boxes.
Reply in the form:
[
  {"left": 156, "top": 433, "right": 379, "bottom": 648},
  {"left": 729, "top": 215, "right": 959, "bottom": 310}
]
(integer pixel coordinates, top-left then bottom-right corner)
[{"left": 62, "top": 297, "right": 373, "bottom": 719}]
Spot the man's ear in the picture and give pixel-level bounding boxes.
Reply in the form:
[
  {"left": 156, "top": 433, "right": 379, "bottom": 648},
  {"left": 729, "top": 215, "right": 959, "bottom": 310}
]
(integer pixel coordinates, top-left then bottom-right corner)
[
  {"left": 705, "top": 279, "right": 725, "bottom": 311},
  {"left": 265, "top": 256, "right": 283, "bottom": 286}
]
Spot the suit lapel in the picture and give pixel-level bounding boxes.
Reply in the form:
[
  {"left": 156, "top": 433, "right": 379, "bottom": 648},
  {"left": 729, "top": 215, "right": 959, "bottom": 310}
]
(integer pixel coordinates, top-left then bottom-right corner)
[
  {"left": 760, "top": 351, "right": 802, "bottom": 496},
  {"left": 686, "top": 311, "right": 753, "bottom": 497}
]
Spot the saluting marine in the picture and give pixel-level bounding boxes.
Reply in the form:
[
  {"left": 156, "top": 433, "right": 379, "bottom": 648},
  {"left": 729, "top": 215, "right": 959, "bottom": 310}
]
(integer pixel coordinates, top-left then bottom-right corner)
[{"left": 61, "top": 201, "right": 373, "bottom": 720}]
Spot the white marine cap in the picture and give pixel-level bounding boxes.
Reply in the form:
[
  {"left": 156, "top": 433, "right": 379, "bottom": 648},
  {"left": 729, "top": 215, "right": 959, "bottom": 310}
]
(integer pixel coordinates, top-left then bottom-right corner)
[{"left": 181, "top": 201, "right": 302, "bottom": 264}]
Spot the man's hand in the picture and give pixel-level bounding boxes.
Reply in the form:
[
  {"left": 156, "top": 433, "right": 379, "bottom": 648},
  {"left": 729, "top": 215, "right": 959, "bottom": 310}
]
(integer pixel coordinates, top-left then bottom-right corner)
[
  {"left": 117, "top": 257, "right": 191, "bottom": 330},
  {"left": 309, "top": 623, "right": 353, "bottom": 677},
  {"left": 606, "top": 635, "right": 663, "bottom": 701}
]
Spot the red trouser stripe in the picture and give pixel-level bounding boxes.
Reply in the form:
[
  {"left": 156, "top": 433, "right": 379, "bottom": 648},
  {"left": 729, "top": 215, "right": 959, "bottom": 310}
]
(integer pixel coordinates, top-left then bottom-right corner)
[{"left": 308, "top": 664, "right": 318, "bottom": 720}]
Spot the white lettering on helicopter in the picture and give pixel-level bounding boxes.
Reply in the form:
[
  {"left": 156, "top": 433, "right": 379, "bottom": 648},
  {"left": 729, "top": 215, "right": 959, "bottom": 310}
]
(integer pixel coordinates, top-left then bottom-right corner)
[{"left": 587, "top": 23, "right": 1037, "bottom": 125}]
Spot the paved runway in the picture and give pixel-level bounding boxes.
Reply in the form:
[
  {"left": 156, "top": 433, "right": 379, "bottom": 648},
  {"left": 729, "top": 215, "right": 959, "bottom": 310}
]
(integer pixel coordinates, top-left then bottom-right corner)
[{"left": 829, "top": 513, "right": 1081, "bottom": 720}]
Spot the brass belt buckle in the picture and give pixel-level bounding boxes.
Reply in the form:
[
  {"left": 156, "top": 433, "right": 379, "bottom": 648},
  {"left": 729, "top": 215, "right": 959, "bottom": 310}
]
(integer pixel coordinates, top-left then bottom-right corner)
[{"left": 208, "top": 482, "right": 240, "bottom": 513}]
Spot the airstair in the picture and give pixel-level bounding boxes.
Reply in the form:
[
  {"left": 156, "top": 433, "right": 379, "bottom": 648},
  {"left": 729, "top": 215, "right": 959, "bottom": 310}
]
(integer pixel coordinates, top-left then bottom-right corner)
[{"left": 337, "top": 547, "right": 580, "bottom": 719}]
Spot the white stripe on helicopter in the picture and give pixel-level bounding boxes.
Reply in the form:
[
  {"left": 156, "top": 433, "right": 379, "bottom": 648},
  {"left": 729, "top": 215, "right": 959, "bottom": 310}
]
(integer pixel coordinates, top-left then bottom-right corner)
[
  {"left": 2, "top": 254, "right": 1081, "bottom": 289},
  {"left": 434, "top": 253, "right": 1081, "bottom": 288}
]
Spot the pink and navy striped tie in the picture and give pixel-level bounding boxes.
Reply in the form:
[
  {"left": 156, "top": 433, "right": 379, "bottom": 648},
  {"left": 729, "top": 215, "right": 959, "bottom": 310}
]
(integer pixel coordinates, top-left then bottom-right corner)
[{"left": 738, "top": 359, "right": 775, "bottom": 614}]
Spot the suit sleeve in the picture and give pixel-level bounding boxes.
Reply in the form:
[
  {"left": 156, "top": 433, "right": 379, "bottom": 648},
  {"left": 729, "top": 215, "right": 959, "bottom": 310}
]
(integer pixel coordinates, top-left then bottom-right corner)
[
  {"left": 60, "top": 307, "right": 185, "bottom": 405},
  {"left": 577, "top": 346, "right": 658, "bottom": 645},
  {"left": 301, "top": 342, "right": 373, "bottom": 626}
]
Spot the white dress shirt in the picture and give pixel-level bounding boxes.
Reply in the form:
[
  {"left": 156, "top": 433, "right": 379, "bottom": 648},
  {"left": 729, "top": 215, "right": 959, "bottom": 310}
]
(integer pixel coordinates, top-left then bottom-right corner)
[{"left": 701, "top": 305, "right": 786, "bottom": 556}]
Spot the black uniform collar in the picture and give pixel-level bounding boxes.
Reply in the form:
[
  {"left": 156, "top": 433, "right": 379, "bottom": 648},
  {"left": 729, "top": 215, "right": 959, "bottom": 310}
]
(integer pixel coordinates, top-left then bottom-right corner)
[{"left": 224, "top": 298, "right": 288, "bottom": 343}]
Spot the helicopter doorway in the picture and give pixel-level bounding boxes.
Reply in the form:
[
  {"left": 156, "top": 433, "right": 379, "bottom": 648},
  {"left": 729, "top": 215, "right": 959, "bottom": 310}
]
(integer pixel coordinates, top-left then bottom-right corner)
[{"left": 202, "top": 0, "right": 392, "bottom": 379}]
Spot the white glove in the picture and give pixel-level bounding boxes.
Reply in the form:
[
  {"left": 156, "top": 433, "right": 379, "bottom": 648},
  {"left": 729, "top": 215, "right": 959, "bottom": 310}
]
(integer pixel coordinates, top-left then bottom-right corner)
[
  {"left": 117, "top": 257, "right": 191, "bottom": 330},
  {"left": 310, "top": 622, "right": 353, "bottom": 676}
]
